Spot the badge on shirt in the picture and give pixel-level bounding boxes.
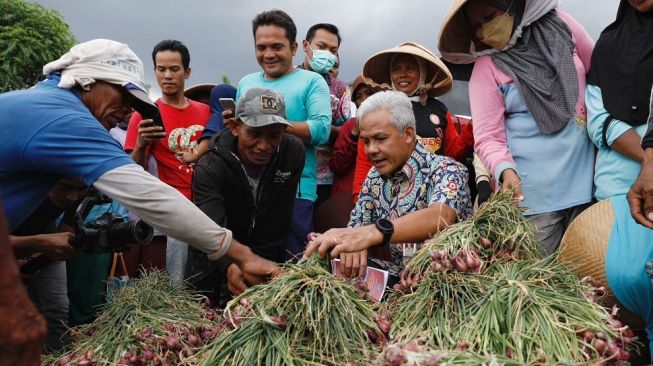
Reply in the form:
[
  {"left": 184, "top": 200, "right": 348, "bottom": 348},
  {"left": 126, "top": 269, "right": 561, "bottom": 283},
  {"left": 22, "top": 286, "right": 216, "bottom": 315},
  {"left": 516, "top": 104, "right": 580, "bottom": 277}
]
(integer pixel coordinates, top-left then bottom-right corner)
[
  {"left": 419, "top": 137, "right": 442, "bottom": 154},
  {"left": 429, "top": 114, "right": 440, "bottom": 126}
]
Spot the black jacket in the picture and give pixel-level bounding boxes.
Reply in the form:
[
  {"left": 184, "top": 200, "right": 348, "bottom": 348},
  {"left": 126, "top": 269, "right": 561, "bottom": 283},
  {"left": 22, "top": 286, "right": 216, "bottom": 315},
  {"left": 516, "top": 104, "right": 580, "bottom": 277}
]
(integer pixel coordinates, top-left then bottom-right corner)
[{"left": 186, "top": 129, "right": 305, "bottom": 284}]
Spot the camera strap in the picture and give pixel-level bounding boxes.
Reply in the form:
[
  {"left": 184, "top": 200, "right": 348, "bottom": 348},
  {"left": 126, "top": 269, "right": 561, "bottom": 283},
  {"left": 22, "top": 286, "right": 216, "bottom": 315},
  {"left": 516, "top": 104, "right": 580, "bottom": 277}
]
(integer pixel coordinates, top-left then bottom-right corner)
[{"left": 109, "top": 253, "right": 129, "bottom": 278}]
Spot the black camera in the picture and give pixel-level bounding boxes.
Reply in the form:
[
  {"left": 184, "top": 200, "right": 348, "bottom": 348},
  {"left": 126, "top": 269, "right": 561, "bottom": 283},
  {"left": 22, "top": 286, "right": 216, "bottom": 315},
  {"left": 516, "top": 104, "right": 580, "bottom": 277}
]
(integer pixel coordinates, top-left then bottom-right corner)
[
  {"left": 20, "top": 190, "right": 153, "bottom": 275},
  {"left": 71, "top": 190, "right": 153, "bottom": 253}
]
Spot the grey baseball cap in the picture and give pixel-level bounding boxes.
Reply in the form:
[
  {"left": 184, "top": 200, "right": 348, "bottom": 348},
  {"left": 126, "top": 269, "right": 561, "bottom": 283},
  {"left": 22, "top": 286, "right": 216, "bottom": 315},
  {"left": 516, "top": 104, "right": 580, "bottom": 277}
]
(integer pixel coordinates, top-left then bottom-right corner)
[{"left": 235, "top": 88, "right": 291, "bottom": 128}]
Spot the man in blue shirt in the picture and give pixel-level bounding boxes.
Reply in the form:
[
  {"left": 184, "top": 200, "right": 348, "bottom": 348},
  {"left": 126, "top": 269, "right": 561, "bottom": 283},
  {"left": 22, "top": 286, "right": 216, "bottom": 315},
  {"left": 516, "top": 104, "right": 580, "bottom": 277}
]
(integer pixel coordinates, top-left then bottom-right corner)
[
  {"left": 234, "top": 10, "right": 332, "bottom": 257},
  {"left": 0, "top": 39, "right": 280, "bottom": 287}
]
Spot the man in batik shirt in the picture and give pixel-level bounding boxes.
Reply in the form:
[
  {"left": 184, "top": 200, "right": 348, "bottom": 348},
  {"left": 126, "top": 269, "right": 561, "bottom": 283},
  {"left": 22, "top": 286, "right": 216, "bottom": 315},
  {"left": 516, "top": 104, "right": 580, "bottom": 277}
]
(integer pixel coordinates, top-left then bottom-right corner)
[{"left": 305, "top": 91, "right": 471, "bottom": 278}]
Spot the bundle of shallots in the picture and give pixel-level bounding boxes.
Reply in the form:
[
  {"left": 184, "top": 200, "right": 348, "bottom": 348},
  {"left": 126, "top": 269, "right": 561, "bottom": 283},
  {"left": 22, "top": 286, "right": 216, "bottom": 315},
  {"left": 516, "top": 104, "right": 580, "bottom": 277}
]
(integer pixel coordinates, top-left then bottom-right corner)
[
  {"left": 400, "top": 191, "right": 541, "bottom": 282},
  {"left": 372, "top": 340, "right": 518, "bottom": 366},
  {"left": 453, "top": 259, "right": 635, "bottom": 364},
  {"left": 196, "top": 255, "right": 387, "bottom": 365},
  {"left": 43, "top": 271, "right": 222, "bottom": 366},
  {"left": 389, "top": 193, "right": 637, "bottom": 364}
]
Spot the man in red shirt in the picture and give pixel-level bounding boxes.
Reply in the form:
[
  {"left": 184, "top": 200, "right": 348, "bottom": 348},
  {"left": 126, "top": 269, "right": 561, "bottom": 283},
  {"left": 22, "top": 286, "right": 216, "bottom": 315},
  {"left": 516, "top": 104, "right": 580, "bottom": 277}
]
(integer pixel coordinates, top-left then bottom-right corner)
[{"left": 125, "top": 40, "right": 209, "bottom": 280}]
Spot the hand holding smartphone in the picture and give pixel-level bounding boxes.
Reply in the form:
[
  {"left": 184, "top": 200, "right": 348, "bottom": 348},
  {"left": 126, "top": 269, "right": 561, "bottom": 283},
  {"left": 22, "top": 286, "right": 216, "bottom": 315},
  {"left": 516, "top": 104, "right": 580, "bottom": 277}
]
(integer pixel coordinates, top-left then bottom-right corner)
[
  {"left": 219, "top": 98, "right": 236, "bottom": 114},
  {"left": 140, "top": 104, "right": 165, "bottom": 133}
]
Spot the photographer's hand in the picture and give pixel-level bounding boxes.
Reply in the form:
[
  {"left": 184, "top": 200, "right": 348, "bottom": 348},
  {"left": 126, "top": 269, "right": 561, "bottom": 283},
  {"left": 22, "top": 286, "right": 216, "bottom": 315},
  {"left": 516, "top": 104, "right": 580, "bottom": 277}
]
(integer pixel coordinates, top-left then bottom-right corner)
[{"left": 37, "top": 232, "right": 77, "bottom": 261}]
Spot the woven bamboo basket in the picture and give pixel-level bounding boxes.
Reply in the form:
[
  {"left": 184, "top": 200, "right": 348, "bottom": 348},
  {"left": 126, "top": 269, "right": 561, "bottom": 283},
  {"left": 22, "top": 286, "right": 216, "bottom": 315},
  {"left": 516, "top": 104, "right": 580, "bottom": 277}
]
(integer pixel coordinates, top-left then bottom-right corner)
[{"left": 559, "top": 200, "right": 645, "bottom": 330}]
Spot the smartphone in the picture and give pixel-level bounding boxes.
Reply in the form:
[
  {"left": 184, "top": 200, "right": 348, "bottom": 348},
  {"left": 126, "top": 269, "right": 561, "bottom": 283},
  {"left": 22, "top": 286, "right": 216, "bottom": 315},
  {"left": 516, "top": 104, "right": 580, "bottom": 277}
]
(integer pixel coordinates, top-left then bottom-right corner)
[
  {"left": 140, "top": 104, "right": 165, "bottom": 133},
  {"left": 219, "top": 98, "right": 236, "bottom": 113}
]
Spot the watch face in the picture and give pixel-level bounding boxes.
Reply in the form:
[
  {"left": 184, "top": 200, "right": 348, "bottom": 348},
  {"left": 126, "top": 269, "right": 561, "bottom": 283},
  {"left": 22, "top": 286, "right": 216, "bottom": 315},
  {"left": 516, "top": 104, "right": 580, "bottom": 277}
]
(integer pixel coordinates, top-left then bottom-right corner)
[{"left": 377, "top": 218, "right": 393, "bottom": 232}]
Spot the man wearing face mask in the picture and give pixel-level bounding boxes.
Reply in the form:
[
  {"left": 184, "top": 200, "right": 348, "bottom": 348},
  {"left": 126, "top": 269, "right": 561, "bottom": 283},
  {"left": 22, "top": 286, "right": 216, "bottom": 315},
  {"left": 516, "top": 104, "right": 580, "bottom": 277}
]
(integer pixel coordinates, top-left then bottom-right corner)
[{"left": 298, "top": 23, "right": 353, "bottom": 206}]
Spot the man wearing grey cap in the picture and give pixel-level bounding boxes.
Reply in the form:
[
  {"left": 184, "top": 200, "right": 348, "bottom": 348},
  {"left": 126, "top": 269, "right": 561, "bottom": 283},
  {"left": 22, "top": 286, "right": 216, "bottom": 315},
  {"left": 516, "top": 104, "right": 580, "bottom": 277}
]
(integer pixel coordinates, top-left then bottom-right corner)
[
  {"left": 188, "top": 88, "right": 305, "bottom": 304},
  {"left": 0, "top": 40, "right": 280, "bottom": 289}
]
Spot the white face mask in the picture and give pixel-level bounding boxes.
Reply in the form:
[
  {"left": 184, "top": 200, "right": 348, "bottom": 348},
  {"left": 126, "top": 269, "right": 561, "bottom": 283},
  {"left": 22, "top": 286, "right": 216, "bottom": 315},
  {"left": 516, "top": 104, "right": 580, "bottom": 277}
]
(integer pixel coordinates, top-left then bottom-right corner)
[
  {"left": 307, "top": 44, "right": 337, "bottom": 74},
  {"left": 475, "top": 12, "right": 515, "bottom": 50}
]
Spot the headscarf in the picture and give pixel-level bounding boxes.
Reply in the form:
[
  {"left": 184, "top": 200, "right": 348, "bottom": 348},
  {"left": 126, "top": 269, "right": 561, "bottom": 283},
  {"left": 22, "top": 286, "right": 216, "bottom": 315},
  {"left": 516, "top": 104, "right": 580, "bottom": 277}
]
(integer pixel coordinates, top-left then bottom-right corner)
[
  {"left": 390, "top": 54, "right": 428, "bottom": 103},
  {"left": 587, "top": 1, "right": 653, "bottom": 126},
  {"left": 43, "top": 39, "right": 147, "bottom": 93},
  {"left": 490, "top": 9, "right": 579, "bottom": 135},
  {"left": 42, "top": 39, "right": 156, "bottom": 115}
]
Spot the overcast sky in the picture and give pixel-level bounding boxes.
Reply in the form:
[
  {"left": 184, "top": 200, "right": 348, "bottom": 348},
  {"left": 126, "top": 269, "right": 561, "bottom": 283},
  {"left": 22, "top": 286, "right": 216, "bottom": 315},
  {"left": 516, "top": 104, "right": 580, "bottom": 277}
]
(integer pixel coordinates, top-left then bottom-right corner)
[{"left": 33, "top": 0, "right": 621, "bottom": 99}]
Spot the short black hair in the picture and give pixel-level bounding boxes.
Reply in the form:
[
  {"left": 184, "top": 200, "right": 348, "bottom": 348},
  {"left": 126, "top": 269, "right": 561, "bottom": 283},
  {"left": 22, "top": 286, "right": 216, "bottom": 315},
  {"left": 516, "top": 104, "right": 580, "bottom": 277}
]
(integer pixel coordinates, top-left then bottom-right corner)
[
  {"left": 306, "top": 23, "right": 341, "bottom": 46},
  {"left": 152, "top": 39, "right": 190, "bottom": 70},
  {"left": 251, "top": 10, "right": 297, "bottom": 45}
]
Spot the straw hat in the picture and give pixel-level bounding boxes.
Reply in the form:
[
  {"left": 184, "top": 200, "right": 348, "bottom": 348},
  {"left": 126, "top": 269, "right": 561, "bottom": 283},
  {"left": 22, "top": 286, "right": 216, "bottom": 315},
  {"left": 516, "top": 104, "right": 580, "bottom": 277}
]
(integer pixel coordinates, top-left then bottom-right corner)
[
  {"left": 438, "top": 0, "right": 477, "bottom": 62},
  {"left": 559, "top": 200, "right": 644, "bottom": 329},
  {"left": 362, "top": 42, "right": 453, "bottom": 98},
  {"left": 184, "top": 83, "right": 216, "bottom": 104},
  {"left": 350, "top": 75, "right": 367, "bottom": 98}
]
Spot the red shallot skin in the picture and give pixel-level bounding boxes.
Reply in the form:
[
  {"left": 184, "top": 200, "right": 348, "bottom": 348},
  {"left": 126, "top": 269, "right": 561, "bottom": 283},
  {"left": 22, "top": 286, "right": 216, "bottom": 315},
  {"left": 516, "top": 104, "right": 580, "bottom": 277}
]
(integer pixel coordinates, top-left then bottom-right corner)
[
  {"left": 593, "top": 338, "right": 607, "bottom": 354},
  {"left": 57, "top": 355, "right": 72, "bottom": 365},
  {"left": 377, "top": 319, "right": 392, "bottom": 334},
  {"left": 430, "top": 261, "right": 444, "bottom": 272},
  {"left": 384, "top": 345, "right": 407, "bottom": 366},
  {"left": 307, "top": 232, "right": 320, "bottom": 242},
  {"left": 505, "top": 348, "right": 514, "bottom": 359},
  {"left": 200, "top": 297, "right": 212, "bottom": 309},
  {"left": 453, "top": 252, "right": 468, "bottom": 273},
  {"left": 465, "top": 250, "right": 482, "bottom": 270},
  {"left": 455, "top": 341, "right": 470, "bottom": 351},
  {"left": 269, "top": 316, "right": 287, "bottom": 329},
  {"left": 187, "top": 334, "right": 201, "bottom": 347},
  {"left": 378, "top": 309, "right": 390, "bottom": 321},
  {"left": 142, "top": 348, "right": 154, "bottom": 361},
  {"left": 203, "top": 310, "right": 215, "bottom": 321},
  {"left": 422, "top": 354, "right": 441, "bottom": 366},
  {"left": 479, "top": 237, "right": 493, "bottom": 249},
  {"left": 165, "top": 335, "right": 179, "bottom": 350},
  {"left": 430, "top": 251, "right": 443, "bottom": 262},
  {"left": 201, "top": 329, "right": 214, "bottom": 340}
]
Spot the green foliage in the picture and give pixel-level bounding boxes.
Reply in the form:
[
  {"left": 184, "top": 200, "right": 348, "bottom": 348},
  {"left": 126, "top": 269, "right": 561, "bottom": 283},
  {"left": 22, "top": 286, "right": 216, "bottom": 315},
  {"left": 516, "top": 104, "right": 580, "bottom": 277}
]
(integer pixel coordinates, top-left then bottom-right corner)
[{"left": 0, "top": 0, "right": 76, "bottom": 92}]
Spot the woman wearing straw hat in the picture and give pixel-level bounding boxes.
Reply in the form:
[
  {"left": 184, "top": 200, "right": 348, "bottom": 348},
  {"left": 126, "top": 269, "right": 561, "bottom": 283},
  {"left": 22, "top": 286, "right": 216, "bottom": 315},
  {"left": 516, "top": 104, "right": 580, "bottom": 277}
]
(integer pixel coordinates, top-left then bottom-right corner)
[
  {"left": 361, "top": 42, "right": 473, "bottom": 161},
  {"left": 439, "top": 0, "right": 595, "bottom": 255}
]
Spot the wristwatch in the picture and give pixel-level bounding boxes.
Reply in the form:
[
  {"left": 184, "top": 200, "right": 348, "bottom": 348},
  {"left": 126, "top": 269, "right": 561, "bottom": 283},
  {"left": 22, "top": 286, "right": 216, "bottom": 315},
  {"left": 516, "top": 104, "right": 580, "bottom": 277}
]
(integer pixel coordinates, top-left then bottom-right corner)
[{"left": 374, "top": 218, "right": 394, "bottom": 246}]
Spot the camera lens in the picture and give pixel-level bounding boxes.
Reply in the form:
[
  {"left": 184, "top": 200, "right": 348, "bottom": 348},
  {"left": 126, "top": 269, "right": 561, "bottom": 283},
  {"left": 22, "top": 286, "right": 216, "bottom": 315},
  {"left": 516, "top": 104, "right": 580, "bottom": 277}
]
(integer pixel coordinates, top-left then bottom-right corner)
[{"left": 131, "top": 220, "right": 154, "bottom": 244}]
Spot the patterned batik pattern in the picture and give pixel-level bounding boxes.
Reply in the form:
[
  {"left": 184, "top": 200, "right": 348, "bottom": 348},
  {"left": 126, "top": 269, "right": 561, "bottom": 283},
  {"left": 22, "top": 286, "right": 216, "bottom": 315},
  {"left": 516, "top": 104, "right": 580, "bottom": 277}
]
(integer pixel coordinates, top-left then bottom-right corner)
[{"left": 349, "top": 142, "right": 472, "bottom": 275}]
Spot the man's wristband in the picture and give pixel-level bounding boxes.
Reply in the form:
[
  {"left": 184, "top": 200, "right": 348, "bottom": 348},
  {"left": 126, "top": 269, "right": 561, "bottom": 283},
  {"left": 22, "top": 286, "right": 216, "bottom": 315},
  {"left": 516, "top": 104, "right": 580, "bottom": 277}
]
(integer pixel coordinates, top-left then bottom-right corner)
[{"left": 374, "top": 218, "right": 394, "bottom": 246}]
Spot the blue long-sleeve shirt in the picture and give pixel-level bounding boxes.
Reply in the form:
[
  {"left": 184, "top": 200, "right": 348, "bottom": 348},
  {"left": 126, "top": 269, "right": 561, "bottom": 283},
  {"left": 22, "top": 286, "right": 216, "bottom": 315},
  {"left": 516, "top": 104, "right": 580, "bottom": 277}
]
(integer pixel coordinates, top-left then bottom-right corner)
[{"left": 586, "top": 85, "right": 647, "bottom": 201}]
